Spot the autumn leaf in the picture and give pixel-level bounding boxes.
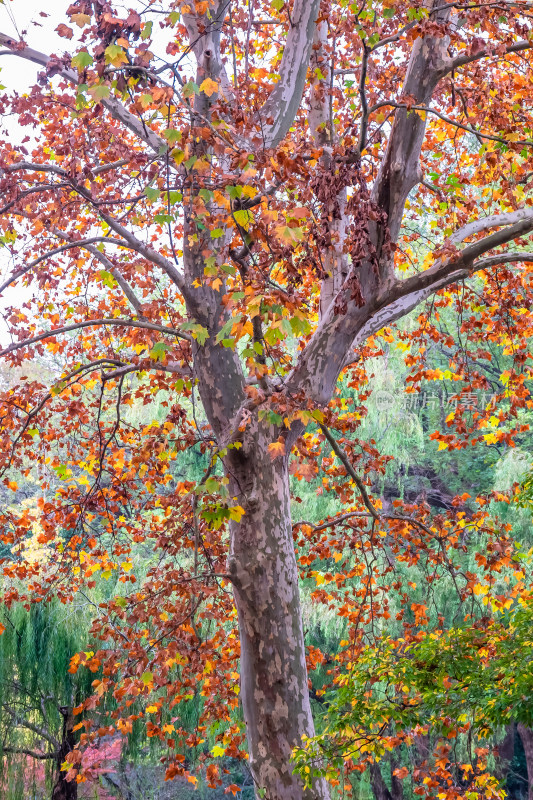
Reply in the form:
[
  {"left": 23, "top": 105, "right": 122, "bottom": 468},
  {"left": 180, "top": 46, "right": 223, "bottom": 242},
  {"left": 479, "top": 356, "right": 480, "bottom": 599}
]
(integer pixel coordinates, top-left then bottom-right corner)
[
  {"left": 70, "top": 12, "right": 91, "bottom": 27},
  {"left": 56, "top": 24, "right": 74, "bottom": 39},
  {"left": 199, "top": 78, "right": 219, "bottom": 97},
  {"left": 268, "top": 439, "right": 285, "bottom": 460}
]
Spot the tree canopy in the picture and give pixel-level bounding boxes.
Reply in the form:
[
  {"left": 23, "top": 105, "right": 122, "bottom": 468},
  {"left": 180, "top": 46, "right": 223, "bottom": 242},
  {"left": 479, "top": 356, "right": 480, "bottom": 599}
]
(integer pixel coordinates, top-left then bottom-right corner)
[{"left": 1, "top": 1, "right": 533, "bottom": 799}]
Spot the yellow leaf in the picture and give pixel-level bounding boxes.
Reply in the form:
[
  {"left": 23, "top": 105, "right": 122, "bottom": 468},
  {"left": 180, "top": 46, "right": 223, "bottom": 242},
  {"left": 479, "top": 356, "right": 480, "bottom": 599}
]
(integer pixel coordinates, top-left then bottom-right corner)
[
  {"left": 212, "top": 745, "right": 226, "bottom": 757},
  {"left": 199, "top": 78, "right": 219, "bottom": 97},
  {"left": 121, "top": 561, "right": 133, "bottom": 572},
  {"left": 71, "top": 12, "right": 91, "bottom": 27},
  {"left": 146, "top": 705, "right": 158, "bottom": 713},
  {"left": 473, "top": 583, "right": 488, "bottom": 596}
]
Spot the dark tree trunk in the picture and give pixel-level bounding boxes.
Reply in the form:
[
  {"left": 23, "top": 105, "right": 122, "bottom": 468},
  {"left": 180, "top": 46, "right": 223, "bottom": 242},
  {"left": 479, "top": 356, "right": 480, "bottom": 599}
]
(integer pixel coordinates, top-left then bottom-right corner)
[
  {"left": 518, "top": 724, "right": 533, "bottom": 800},
  {"left": 370, "top": 763, "right": 393, "bottom": 800},
  {"left": 495, "top": 725, "right": 515, "bottom": 783},
  {"left": 369, "top": 755, "right": 404, "bottom": 800},
  {"left": 390, "top": 754, "right": 404, "bottom": 800},
  {"left": 51, "top": 707, "right": 77, "bottom": 800}
]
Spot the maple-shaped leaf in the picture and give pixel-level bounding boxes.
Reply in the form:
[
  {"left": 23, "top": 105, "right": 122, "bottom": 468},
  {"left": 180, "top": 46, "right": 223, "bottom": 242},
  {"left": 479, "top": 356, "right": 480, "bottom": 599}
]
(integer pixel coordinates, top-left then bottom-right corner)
[
  {"left": 225, "top": 785, "right": 241, "bottom": 796},
  {"left": 200, "top": 78, "right": 219, "bottom": 97},
  {"left": 88, "top": 84, "right": 111, "bottom": 101},
  {"left": 70, "top": 12, "right": 91, "bottom": 27},
  {"left": 268, "top": 439, "right": 286, "bottom": 460},
  {"left": 56, "top": 24, "right": 74, "bottom": 39},
  {"left": 71, "top": 51, "right": 94, "bottom": 70},
  {"left": 275, "top": 225, "right": 304, "bottom": 245},
  {"left": 104, "top": 44, "right": 128, "bottom": 67}
]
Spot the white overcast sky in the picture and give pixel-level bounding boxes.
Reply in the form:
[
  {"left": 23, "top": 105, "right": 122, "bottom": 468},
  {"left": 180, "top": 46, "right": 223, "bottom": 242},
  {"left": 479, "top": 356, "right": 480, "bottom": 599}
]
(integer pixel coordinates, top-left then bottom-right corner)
[
  {"left": 0, "top": 1, "right": 74, "bottom": 345},
  {"left": 0, "top": 0, "right": 72, "bottom": 91}
]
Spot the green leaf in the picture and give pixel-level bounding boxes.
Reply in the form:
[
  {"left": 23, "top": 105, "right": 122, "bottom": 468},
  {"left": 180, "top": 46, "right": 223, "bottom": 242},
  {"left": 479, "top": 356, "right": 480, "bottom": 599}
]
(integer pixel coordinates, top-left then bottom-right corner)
[
  {"left": 149, "top": 341, "right": 171, "bottom": 362},
  {"left": 141, "top": 671, "right": 153, "bottom": 686},
  {"left": 140, "top": 20, "right": 153, "bottom": 39},
  {"left": 163, "top": 128, "right": 181, "bottom": 144},
  {"left": 183, "top": 323, "right": 209, "bottom": 345},
  {"left": 115, "top": 596, "right": 127, "bottom": 608},
  {"left": 88, "top": 83, "right": 110, "bottom": 101},
  {"left": 183, "top": 81, "right": 199, "bottom": 99},
  {"left": 98, "top": 269, "right": 117, "bottom": 288},
  {"left": 104, "top": 44, "right": 127, "bottom": 65},
  {"left": 72, "top": 51, "right": 94, "bottom": 70},
  {"left": 233, "top": 209, "right": 253, "bottom": 229},
  {"left": 145, "top": 186, "right": 160, "bottom": 201},
  {"left": 168, "top": 191, "right": 182, "bottom": 205}
]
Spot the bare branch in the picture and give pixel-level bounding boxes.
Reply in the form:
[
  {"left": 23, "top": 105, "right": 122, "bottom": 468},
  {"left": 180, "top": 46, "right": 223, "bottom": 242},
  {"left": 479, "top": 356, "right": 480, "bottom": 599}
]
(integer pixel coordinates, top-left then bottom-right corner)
[
  {"left": 449, "top": 207, "right": 533, "bottom": 245},
  {"left": 0, "top": 318, "right": 191, "bottom": 359},
  {"left": 319, "top": 424, "right": 379, "bottom": 520},
  {"left": 0, "top": 34, "right": 169, "bottom": 157},
  {"left": 0, "top": 237, "right": 127, "bottom": 296},
  {"left": 2, "top": 746, "right": 58, "bottom": 760},
  {"left": 447, "top": 38, "right": 533, "bottom": 72}
]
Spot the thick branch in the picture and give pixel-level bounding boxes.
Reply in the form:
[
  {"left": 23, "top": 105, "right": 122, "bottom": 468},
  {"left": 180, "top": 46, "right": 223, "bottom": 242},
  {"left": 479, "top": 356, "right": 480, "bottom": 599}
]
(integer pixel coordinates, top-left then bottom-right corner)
[
  {"left": 449, "top": 207, "right": 533, "bottom": 244},
  {"left": 258, "top": 0, "right": 321, "bottom": 148},
  {"left": 447, "top": 38, "right": 533, "bottom": 72}
]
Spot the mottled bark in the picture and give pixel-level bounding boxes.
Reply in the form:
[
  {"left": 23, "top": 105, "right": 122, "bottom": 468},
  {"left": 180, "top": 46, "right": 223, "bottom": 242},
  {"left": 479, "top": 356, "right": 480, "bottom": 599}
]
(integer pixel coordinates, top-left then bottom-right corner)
[
  {"left": 226, "top": 426, "right": 329, "bottom": 800},
  {"left": 518, "top": 724, "right": 533, "bottom": 800}
]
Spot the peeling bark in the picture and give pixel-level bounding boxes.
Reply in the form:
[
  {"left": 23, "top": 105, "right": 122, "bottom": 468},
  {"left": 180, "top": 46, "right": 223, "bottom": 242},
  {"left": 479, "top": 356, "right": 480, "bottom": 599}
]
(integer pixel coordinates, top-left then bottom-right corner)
[{"left": 226, "top": 426, "right": 329, "bottom": 800}]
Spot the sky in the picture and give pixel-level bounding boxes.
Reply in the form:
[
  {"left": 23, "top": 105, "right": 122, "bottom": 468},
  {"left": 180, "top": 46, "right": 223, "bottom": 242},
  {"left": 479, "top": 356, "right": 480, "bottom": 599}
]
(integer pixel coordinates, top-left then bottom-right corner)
[{"left": 0, "top": 0, "right": 72, "bottom": 92}]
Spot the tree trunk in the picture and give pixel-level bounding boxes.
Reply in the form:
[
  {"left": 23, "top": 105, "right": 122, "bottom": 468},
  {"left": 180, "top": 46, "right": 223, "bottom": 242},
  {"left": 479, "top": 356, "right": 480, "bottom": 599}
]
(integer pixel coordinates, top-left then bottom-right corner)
[
  {"left": 51, "top": 707, "right": 77, "bottom": 800},
  {"left": 226, "top": 434, "right": 329, "bottom": 800},
  {"left": 518, "top": 724, "right": 533, "bottom": 800},
  {"left": 494, "top": 724, "right": 515, "bottom": 783},
  {"left": 370, "top": 763, "right": 393, "bottom": 800}
]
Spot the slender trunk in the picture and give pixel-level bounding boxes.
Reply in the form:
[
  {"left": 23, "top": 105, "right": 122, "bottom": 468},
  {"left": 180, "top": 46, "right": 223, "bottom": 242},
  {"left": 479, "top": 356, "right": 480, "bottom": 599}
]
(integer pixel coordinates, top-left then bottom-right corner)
[
  {"left": 369, "top": 763, "right": 393, "bottom": 800},
  {"left": 390, "top": 754, "right": 404, "bottom": 800},
  {"left": 51, "top": 707, "right": 77, "bottom": 800},
  {"left": 518, "top": 723, "right": 533, "bottom": 800},
  {"left": 369, "top": 754, "right": 403, "bottom": 800},
  {"left": 226, "top": 436, "right": 329, "bottom": 800},
  {"left": 494, "top": 724, "right": 515, "bottom": 784}
]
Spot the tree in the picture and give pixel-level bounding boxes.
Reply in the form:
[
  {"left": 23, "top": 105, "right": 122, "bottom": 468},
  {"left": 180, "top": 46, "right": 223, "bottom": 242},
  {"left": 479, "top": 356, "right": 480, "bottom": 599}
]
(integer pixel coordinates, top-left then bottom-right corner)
[
  {"left": 0, "top": 602, "right": 93, "bottom": 800},
  {"left": 0, "top": 1, "right": 533, "bottom": 798}
]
